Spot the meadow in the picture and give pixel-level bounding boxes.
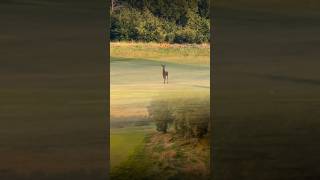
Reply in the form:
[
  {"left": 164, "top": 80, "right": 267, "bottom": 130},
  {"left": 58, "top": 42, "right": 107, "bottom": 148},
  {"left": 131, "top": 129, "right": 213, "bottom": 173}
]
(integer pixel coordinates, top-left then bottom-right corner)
[
  {"left": 110, "top": 125, "right": 154, "bottom": 168},
  {"left": 110, "top": 42, "right": 210, "bottom": 118},
  {"left": 110, "top": 42, "right": 210, "bottom": 178}
]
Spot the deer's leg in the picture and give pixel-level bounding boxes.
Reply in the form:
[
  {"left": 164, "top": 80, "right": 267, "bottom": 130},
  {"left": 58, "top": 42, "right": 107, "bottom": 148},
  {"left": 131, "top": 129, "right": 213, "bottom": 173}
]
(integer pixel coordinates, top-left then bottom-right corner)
[{"left": 167, "top": 75, "right": 168, "bottom": 84}]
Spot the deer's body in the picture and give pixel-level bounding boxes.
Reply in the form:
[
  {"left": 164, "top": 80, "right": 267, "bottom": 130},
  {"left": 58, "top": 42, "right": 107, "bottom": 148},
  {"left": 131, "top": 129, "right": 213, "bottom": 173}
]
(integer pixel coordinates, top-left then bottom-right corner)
[{"left": 161, "top": 64, "right": 168, "bottom": 84}]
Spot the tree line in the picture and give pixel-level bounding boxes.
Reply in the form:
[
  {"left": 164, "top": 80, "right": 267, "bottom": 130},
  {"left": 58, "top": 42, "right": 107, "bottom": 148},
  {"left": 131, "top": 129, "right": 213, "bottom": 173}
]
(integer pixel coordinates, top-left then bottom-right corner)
[{"left": 110, "top": 0, "right": 210, "bottom": 44}]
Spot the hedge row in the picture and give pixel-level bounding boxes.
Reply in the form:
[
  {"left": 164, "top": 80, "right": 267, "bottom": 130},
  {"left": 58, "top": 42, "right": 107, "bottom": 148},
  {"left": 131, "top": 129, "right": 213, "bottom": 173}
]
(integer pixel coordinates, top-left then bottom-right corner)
[
  {"left": 147, "top": 98, "right": 210, "bottom": 138},
  {"left": 110, "top": 8, "right": 210, "bottom": 44}
]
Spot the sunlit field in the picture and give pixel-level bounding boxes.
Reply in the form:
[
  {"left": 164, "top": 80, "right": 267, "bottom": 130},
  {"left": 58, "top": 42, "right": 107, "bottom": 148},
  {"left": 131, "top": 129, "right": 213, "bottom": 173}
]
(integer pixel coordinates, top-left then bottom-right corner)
[
  {"left": 110, "top": 42, "right": 210, "bottom": 118},
  {"left": 111, "top": 42, "right": 210, "bottom": 65},
  {"left": 110, "top": 42, "right": 210, "bottom": 178}
]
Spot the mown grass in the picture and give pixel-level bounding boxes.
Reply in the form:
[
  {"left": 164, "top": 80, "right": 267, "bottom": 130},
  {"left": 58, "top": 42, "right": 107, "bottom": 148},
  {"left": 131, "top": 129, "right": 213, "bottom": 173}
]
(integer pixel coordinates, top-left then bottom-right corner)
[
  {"left": 110, "top": 57, "right": 209, "bottom": 117},
  {"left": 110, "top": 134, "right": 154, "bottom": 180},
  {"left": 110, "top": 42, "right": 209, "bottom": 117},
  {"left": 110, "top": 126, "right": 154, "bottom": 168}
]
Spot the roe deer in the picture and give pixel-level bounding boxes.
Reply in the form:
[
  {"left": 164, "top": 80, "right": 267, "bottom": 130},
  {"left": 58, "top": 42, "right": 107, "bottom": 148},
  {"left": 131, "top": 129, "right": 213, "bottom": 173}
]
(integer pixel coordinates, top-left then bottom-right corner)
[{"left": 161, "top": 64, "right": 168, "bottom": 84}]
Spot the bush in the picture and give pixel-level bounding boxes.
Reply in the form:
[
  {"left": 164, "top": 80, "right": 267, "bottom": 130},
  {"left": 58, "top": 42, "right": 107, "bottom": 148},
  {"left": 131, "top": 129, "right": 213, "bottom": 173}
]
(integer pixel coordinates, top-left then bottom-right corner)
[
  {"left": 174, "top": 27, "right": 197, "bottom": 44},
  {"left": 173, "top": 98, "right": 210, "bottom": 138},
  {"left": 148, "top": 97, "right": 210, "bottom": 138},
  {"left": 147, "top": 100, "right": 174, "bottom": 133},
  {"left": 162, "top": 21, "right": 177, "bottom": 43}
]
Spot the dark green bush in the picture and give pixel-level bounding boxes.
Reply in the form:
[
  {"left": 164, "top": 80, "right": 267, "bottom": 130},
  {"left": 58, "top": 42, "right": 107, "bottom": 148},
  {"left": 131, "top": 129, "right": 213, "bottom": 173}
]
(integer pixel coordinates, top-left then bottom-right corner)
[
  {"left": 173, "top": 98, "right": 210, "bottom": 138},
  {"left": 174, "top": 27, "right": 197, "bottom": 44},
  {"left": 162, "top": 21, "right": 177, "bottom": 43},
  {"left": 148, "top": 98, "right": 210, "bottom": 138},
  {"left": 147, "top": 100, "right": 174, "bottom": 133},
  {"left": 110, "top": 5, "right": 210, "bottom": 44}
]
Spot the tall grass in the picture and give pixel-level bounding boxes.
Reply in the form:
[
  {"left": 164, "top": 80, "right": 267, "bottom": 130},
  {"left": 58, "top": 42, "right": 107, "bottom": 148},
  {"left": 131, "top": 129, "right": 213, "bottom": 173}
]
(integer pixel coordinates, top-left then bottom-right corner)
[
  {"left": 111, "top": 42, "right": 210, "bottom": 65},
  {"left": 147, "top": 95, "right": 210, "bottom": 138}
]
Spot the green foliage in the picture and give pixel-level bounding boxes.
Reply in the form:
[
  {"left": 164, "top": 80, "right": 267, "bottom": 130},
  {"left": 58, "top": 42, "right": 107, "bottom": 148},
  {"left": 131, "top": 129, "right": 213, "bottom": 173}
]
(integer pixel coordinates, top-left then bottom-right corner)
[
  {"left": 110, "top": 8, "right": 141, "bottom": 40},
  {"left": 173, "top": 9, "right": 210, "bottom": 44},
  {"left": 110, "top": 0, "right": 210, "bottom": 43},
  {"left": 148, "top": 97, "right": 210, "bottom": 138},
  {"left": 172, "top": 98, "right": 210, "bottom": 138},
  {"left": 198, "top": 0, "right": 210, "bottom": 18},
  {"left": 174, "top": 27, "right": 197, "bottom": 44},
  {"left": 147, "top": 100, "right": 174, "bottom": 133},
  {"left": 136, "top": 9, "right": 166, "bottom": 42}
]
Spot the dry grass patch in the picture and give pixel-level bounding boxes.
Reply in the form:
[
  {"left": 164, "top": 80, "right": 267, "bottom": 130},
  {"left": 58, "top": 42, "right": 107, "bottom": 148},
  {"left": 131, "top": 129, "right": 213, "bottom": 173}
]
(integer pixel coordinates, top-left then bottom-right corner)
[{"left": 111, "top": 42, "right": 210, "bottom": 65}]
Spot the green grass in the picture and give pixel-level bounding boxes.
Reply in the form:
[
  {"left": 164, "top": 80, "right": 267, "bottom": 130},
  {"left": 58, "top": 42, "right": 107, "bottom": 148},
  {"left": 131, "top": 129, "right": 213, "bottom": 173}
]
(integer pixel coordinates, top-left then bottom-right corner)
[
  {"left": 110, "top": 42, "right": 210, "bottom": 179},
  {"left": 111, "top": 132, "right": 210, "bottom": 180},
  {"left": 110, "top": 134, "right": 154, "bottom": 180},
  {"left": 110, "top": 57, "right": 209, "bottom": 117},
  {"left": 110, "top": 126, "right": 155, "bottom": 168}
]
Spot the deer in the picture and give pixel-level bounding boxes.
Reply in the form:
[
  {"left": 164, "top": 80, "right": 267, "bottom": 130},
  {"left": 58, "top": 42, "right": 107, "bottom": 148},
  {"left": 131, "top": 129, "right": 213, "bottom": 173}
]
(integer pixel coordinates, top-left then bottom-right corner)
[{"left": 161, "top": 64, "right": 169, "bottom": 84}]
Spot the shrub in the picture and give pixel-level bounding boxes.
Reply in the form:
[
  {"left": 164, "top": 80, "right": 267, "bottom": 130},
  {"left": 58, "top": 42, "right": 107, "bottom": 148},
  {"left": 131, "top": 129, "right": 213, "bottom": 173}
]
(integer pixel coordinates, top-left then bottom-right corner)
[
  {"left": 148, "top": 97, "right": 210, "bottom": 138},
  {"left": 173, "top": 98, "right": 210, "bottom": 138},
  {"left": 174, "top": 27, "right": 197, "bottom": 44},
  {"left": 162, "top": 21, "right": 177, "bottom": 43},
  {"left": 147, "top": 100, "right": 174, "bottom": 133}
]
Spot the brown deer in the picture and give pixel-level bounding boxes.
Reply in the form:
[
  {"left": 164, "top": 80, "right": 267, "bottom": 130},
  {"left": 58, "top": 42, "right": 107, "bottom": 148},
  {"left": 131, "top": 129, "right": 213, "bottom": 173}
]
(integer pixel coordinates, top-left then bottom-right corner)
[{"left": 161, "top": 64, "right": 168, "bottom": 84}]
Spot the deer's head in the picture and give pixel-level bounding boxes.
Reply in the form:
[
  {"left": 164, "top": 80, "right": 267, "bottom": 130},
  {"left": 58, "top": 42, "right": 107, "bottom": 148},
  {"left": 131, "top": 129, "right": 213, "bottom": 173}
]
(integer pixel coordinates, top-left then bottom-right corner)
[{"left": 161, "top": 64, "right": 166, "bottom": 68}]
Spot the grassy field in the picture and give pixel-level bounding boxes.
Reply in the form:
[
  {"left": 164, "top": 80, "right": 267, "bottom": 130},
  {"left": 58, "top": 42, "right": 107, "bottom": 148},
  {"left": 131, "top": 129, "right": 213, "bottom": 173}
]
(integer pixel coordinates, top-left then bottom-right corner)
[
  {"left": 111, "top": 131, "right": 210, "bottom": 180},
  {"left": 111, "top": 42, "right": 210, "bottom": 118},
  {"left": 110, "top": 42, "right": 210, "bottom": 174},
  {"left": 110, "top": 125, "right": 154, "bottom": 168}
]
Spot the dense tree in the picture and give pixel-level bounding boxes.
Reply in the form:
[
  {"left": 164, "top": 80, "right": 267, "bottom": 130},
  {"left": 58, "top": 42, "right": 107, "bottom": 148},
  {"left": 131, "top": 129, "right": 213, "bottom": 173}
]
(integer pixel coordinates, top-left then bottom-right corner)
[
  {"left": 198, "top": 0, "right": 210, "bottom": 18},
  {"left": 110, "top": 0, "right": 210, "bottom": 43}
]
